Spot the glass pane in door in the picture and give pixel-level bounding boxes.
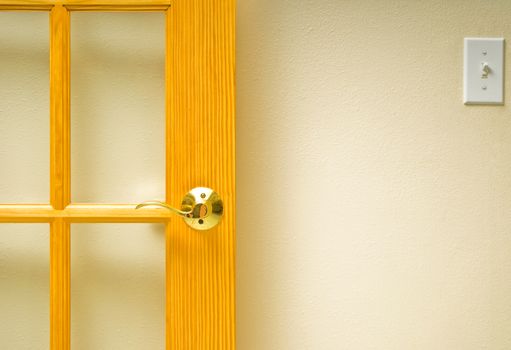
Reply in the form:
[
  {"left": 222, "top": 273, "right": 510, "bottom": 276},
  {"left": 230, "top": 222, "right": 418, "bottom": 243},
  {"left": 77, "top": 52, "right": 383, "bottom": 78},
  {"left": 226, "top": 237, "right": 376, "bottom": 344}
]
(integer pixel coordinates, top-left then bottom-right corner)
[
  {"left": 71, "top": 224, "right": 165, "bottom": 350},
  {"left": 71, "top": 13, "right": 165, "bottom": 203},
  {"left": 0, "top": 13, "right": 49, "bottom": 203},
  {"left": 0, "top": 224, "right": 49, "bottom": 349}
]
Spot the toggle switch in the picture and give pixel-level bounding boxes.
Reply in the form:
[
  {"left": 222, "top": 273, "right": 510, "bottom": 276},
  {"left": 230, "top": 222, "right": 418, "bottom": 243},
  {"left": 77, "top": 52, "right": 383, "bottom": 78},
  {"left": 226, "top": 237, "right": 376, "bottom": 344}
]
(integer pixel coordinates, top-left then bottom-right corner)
[
  {"left": 481, "top": 62, "right": 490, "bottom": 78},
  {"left": 464, "top": 38, "right": 504, "bottom": 105}
]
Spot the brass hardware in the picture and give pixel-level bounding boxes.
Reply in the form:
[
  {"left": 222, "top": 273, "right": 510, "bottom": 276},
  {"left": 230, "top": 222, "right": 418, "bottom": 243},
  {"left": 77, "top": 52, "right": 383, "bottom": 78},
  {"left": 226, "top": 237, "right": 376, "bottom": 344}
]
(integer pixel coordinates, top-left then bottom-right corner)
[{"left": 136, "top": 187, "right": 223, "bottom": 231}]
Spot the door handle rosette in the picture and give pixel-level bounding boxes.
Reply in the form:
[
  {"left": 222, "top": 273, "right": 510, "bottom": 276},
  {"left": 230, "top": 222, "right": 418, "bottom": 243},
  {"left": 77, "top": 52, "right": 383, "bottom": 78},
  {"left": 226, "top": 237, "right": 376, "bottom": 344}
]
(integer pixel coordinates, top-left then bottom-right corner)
[{"left": 136, "top": 187, "right": 223, "bottom": 231}]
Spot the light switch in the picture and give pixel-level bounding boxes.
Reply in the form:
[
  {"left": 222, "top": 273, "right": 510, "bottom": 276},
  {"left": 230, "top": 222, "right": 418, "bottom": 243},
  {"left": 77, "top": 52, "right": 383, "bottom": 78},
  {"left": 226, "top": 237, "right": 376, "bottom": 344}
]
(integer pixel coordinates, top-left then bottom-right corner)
[{"left": 464, "top": 38, "right": 504, "bottom": 105}]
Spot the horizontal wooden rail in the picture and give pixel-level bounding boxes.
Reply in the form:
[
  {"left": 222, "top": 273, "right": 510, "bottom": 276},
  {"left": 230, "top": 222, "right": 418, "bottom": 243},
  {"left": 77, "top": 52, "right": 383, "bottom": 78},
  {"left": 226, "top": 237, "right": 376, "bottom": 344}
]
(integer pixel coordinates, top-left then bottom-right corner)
[
  {"left": 65, "top": 204, "right": 173, "bottom": 222},
  {"left": 65, "top": 4, "right": 170, "bottom": 11},
  {"left": 0, "top": 205, "right": 55, "bottom": 222},
  {"left": 0, "top": 0, "right": 170, "bottom": 11},
  {"left": 0, "top": 204, "right": 173, "bottom": 223},
  {"left": 0, "top": 4, "right": 53, "bottom": 10}
]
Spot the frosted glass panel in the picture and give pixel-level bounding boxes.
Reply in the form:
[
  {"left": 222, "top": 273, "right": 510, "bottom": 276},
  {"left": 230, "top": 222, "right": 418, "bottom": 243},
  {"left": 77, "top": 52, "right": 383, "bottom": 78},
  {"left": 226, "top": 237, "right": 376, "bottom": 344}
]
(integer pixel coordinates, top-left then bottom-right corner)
[
  {"left": 0, "top": 13, "right": 49, "bottom": 203},
  {"left": 0, "top": 225, "right": 49, "bottom": 349},
  {"left": 71, "top": 13, "right": 165, "bottom": 203},
  {"left": 71, "top": 224, "right": 165, "bottom": 350}
]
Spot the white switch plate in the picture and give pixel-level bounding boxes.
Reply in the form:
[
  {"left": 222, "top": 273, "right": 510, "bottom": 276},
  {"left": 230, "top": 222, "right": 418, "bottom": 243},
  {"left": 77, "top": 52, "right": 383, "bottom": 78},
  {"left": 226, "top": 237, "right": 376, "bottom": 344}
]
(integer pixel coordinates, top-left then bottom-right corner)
[{"left": 464, "top": 38, "right": 504, "bottom": 105}]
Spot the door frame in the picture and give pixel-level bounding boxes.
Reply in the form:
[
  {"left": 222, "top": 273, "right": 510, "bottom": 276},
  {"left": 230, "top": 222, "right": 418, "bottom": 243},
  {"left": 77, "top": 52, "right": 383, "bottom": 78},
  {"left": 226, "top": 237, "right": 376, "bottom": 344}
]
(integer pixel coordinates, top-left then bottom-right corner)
[{"left": 0, "top": 1, "right": 236, "bottom": 349}]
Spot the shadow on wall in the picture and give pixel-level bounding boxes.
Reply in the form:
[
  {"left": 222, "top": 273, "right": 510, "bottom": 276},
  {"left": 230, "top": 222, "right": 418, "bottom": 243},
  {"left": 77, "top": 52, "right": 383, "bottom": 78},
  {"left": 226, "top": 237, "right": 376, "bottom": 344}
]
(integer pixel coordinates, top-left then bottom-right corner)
[{"left": 236, "top": 0, "right": 320, "bottom": 347}]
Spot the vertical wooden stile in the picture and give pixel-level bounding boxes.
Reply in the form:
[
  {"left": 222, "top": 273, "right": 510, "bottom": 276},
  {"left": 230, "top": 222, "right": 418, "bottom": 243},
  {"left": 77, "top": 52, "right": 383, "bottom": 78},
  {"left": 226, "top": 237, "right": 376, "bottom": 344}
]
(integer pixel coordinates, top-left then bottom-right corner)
[
  {"left": 166, "top": 0, "right": 236, "bottom": 348},
  {"left": 50, "top": 5, "right": 71, "bottom": 350}
]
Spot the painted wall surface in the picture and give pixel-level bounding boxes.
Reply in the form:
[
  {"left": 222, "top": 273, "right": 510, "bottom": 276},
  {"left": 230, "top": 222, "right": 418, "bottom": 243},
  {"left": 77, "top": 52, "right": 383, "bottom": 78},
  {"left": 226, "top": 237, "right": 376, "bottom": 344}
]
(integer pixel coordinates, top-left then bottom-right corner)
[{"left": 237, "top": 0, "right": 511, "bottom": 349}]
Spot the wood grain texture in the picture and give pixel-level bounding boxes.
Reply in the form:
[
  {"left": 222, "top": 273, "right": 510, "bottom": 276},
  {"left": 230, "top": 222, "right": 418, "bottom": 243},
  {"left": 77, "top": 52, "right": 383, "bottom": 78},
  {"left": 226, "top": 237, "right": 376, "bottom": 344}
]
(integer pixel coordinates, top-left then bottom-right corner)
[
  {"left": 0, "top": 3, "right": 235, "bottom": 347},
  {"left": 63, "top": 0, "right": 169, "bottom": 6},
  {"left": 0, "top": 0, "right": 170, "bottom": 10},
  {"left": 0, "top": 0, "right": 51, "bottom": 4},
  {"left": 166, "top": 1, "right": 236, "bottom": 348},
  {"left": 65, "top": 204, "right": 173, "bottom": 222},
  {"left": 0, "top": 204, "right": 173, "bottom": 222},
  {"left": 0, "top": 0, "right": 52, "bottom": 10},
  {"left": 50, "top": 218, "right": 70, "bottom": 350},
  {"left": 50, "top": 5, "right": 70, "bottom": 350},
  {"left": 0, "top": 4, "right": 53, "bottom": 10},
  {"left": 64, "top": 4, "right": 169, "bottom": 11},
  {"left": 50, "top": 4, "right": 70, "bottom": 211},
  {"left": 0, "top": 205, "right": 54, "bottom": 222}
]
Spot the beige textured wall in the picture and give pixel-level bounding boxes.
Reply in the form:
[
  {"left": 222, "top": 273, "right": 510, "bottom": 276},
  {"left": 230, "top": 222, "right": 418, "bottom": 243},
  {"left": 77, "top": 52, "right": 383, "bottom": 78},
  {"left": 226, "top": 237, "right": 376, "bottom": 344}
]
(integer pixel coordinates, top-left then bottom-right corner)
[{"left": 237, "top": 0, "right": 511, "bottom": 349}]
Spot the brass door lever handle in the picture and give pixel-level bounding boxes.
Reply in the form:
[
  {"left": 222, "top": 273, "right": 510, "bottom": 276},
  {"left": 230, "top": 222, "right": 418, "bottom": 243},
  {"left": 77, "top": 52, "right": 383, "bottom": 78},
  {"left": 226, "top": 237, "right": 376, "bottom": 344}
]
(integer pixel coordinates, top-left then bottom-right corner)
[
  {"left": 136, "top": 187, "right": 223, "bottom": 231},
  {"left": 135, "top": 201, "right": 193, "bottom": 216}
]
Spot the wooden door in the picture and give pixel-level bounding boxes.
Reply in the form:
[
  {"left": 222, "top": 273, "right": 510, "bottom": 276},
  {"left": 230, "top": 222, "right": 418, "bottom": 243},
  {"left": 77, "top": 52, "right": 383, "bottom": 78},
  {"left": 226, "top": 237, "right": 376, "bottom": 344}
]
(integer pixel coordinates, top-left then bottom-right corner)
[{"left": 0, "top": 1, "right": 236, "bottom": 349}]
